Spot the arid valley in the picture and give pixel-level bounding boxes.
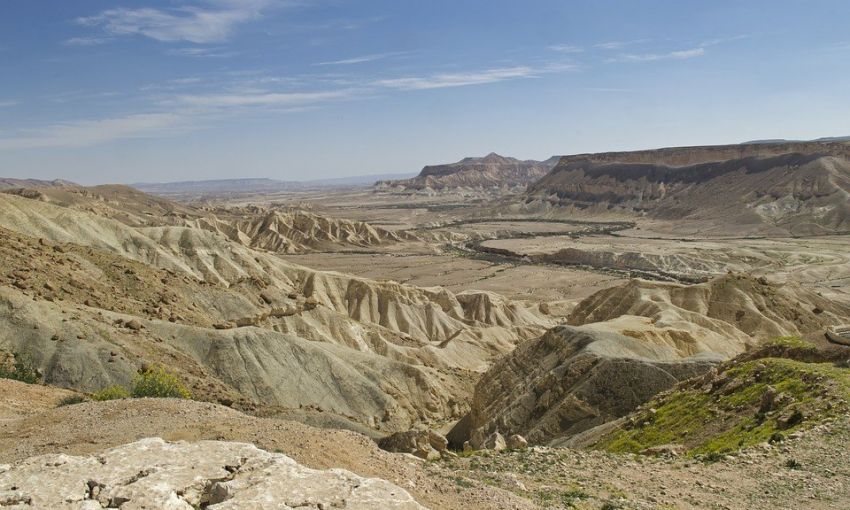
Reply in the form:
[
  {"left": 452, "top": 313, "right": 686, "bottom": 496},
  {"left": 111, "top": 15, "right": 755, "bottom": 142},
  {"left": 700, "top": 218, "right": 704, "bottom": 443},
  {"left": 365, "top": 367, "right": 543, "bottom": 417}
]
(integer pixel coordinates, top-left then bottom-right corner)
[
  {"left": 4, "top": 2, "right": 850, "bottom": 506},
  {"left": 1, "top": 141, "right": 850, "bottom": 508}
]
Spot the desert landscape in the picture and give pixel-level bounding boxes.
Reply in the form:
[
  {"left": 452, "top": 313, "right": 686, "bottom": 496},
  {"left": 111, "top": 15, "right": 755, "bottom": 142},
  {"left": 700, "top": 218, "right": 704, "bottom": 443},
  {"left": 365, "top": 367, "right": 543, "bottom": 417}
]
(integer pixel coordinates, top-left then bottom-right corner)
[
  {"left": 1, "top": 139, "right": 849, "bottom": 509},
  {"left": 3, "top": 2, "right": 850, "bottom": 508}
]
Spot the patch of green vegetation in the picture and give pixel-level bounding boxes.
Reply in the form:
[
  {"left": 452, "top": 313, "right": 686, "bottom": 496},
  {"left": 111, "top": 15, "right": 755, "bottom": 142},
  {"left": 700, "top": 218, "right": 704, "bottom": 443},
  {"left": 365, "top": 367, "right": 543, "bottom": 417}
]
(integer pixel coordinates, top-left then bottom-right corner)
[
  {"left": 602, "top": 391, "right": 713, "bottom": 454},
  {"left": 598, "top": 356, "right": 850, "bottom": 456},
  {"left": 92, "top": 385, "right": 130, "bottom": 401},
  {"left": 767, "top": 336, "right": 816, "bottom": 350},
  {"left": 131, "top": 365, "right": 191, "bottom": 399},
  {"left": 57, "top": 394, "right": 87, "bottom": 407},
  {"left": 0, "top": 352, "right": 41, "bottom": 384}
]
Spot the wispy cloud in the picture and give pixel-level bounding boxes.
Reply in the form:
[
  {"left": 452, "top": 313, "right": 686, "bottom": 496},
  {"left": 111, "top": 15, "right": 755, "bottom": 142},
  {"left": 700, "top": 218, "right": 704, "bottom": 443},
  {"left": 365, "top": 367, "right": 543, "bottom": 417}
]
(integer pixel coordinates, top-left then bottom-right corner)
[
  {"left": 0, "top": 100, "right": 18, "bottom": 108},
  {"left": 175, "top": 89, "right": 357, "bottom": 107},
  {"left": 313, "top": 52, "right": 407, "bottom": 66},
  {"left": 699, "top": 34, "right": 750, "bottom": 48},
  {"left": 76, "top": 0, "right": 276, "bottom": 44},
  {"left": 374, "top": 66, "right": 537, "bottom": 90},
  {"left": 63, "top": 36, "right": 112, "bottom": 47},
  {"left": 166, "top": 47, "right": 239, "bottom": 58},
  {"left": 595, "top": 39, "right": 650, "bottom": 50},
  {"left": 609, "top": 47, "right": 705, "bottom": 63},
  {"left": 548, "top": 44, "right": 583, "bottom": 54},
  {"left": 0, "top": 113, "right": 187, "bottom": 150}
]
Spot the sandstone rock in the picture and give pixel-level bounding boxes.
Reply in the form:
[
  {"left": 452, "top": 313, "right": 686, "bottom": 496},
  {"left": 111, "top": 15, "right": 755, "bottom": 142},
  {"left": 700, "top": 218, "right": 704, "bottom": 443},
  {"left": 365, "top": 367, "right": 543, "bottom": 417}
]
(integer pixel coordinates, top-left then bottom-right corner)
[
  {"left": 462, "top": 441, "right": 474, "bottom": 454},
  {"left": 0, "top": 438, "right": 426, "bottom": 509},
  {"left": 427, "top": 430, "right": 449, "bottom": 453}
]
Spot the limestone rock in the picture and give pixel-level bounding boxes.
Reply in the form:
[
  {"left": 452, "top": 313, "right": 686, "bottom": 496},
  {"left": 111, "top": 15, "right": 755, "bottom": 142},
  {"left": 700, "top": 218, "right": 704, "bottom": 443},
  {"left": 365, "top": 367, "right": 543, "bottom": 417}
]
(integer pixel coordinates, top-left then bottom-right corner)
[
  {"left": 0, "top": 438, "right": 426, "bottom": 509},
  {"left": 483, "top": 432, "right": 506, "bottom": 451},
  {"left": 640, "top": 444, "right": 685, "bottom": 457}
]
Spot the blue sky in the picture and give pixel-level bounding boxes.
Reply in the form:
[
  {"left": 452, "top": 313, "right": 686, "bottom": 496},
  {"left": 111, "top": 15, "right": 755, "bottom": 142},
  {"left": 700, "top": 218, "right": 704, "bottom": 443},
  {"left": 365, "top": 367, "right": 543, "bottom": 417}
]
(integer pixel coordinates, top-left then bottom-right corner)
[{"left": 1, "top": 0, "right": 849, "bottom": 184}]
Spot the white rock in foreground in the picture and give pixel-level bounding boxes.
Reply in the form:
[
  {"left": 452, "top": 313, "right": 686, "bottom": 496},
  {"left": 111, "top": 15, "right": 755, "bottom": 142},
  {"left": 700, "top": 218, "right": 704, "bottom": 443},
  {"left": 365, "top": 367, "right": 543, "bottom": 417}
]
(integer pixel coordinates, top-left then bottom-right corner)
[{"left": 0, "top": 437, "right": 426, "bottom": 509}]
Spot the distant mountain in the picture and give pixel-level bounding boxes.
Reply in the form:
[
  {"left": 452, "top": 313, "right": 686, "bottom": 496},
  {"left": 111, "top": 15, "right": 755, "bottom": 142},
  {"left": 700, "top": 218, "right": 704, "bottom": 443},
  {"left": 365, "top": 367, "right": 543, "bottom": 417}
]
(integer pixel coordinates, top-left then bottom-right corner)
[
  {"left": 525, "top": 140, "right": 850, "bottom": 235},
  {"left": 0, "top": 178, "right": 76, "bottom": 190},
  {"left": 376, "top": 153, "right": 560, "bottom": 190},
  {"left": 132, "top": 173, "right": 416, "bottom": 196},
  {"left": 743, "top": 136, "right": 850, "bottom": 144}
]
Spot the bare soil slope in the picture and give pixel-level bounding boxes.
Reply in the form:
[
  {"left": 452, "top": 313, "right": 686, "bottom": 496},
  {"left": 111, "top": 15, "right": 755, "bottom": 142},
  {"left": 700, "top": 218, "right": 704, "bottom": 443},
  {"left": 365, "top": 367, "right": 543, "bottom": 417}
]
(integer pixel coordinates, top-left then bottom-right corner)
[{"left": 0, "top": 191, "right": 551, "bottom": 433}]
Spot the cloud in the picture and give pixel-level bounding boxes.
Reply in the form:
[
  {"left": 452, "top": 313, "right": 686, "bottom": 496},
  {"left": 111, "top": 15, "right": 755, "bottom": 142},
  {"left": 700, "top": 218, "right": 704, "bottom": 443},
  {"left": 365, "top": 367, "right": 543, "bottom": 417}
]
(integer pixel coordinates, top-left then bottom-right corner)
[
  {"left": 313, "top": 52, "right": 407, "bottom": 66},
  {"left": 76, "top": 0, "right": 276, "bottom": 44},
  {"left": 609, "top": 47, "right": 705, "bottom": 63},
  {"left": 63, "top": 36, "right": 112, "bottom": 46},
  {"left": 166, "top": 47, "right": 239, "bottom": 58},
  {"left": 175, "top": 89, "right": 356, "bottom": 107},
  {"left": 548, "top": 44, "right": 583, "bottom": 54},
  {"left": 595, "top": 39, "right": 649, "bottom": 50},
  {"left": 700, "top": 34, "right": 750, "bottom": 48},
  {"left": 374, "top": 66, "right": 537, "bottom": 90},
  {"left": 0, "top": 113, "right": 187, "bottom": 150},
  {"left": 0, "top": 100, "right": 18, "bottom": 108}
]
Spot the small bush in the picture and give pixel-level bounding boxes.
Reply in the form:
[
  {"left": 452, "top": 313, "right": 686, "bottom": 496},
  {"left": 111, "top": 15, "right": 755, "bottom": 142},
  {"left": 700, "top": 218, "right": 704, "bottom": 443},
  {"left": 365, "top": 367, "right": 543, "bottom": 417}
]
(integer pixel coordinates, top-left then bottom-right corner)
[
  {"left": 131, "top": 365, "right": 191, "bottom": 399},
  {"left": 57, "top": 395, "right": 87, "bottom": 407},
  {"left": 93, "top": 385, "right": 130, "bottom": 401},
  {"left": 0, "top": 353, "right": 41, "bottom": 384}
]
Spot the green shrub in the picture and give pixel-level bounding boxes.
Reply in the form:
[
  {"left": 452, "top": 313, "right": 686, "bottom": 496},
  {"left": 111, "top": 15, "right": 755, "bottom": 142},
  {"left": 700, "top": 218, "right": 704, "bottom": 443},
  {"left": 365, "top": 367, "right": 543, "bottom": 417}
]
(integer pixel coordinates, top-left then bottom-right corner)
[
  {"left": 0, "top": 353, "right": 41, "bottom": 384},
  {"left": 93, "top": 385, "right": 130, "bottom": 401},
  {"left": 57, "top": 394, "right": 87, "bottom": 407},
  {"left": 131, "top": 365, "right": 191, "bottom": 399}
]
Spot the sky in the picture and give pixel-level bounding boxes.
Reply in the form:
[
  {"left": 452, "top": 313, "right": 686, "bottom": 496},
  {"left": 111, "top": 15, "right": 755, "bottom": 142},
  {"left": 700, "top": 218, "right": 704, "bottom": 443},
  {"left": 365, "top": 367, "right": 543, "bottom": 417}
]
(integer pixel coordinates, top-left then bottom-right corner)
[{"left": 1, "top": 0, "right": 850, "bottom": 184}]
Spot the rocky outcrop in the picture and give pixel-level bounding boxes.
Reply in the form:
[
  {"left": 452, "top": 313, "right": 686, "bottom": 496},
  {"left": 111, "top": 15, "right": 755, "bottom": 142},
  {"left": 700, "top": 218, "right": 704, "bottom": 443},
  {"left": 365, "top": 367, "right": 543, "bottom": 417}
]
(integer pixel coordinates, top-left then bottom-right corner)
[
  {"left": 457, "top": 326, "right": 716, "bottom": 446},
  {"left": 378, "top": 428, "right": 450, "bottom": 460},
  {"left": 0, "top": 437, "right": 426, "bottom": 509},
  {"left": 568, "top": 273, "right": 850, "bottom": 355},
  {"left": 377, "top": 153, "right": 559, "bottom": 190}
]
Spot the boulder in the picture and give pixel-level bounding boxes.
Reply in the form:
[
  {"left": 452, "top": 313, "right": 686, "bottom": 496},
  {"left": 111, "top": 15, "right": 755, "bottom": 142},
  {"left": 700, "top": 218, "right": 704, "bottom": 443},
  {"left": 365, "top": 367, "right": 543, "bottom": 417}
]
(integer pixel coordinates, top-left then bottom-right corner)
[
  {"left": 506, "top": 434, "right": 528, "bottom": 450},
  {"left": 483, "top": 432, "right": 506, "bottom": 452}
]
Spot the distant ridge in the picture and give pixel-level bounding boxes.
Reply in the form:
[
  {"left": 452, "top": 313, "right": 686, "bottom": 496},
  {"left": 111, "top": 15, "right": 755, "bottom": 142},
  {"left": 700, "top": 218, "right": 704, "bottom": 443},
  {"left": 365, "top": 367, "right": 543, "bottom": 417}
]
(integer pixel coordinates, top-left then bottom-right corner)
[
  {"left": 132, "top": 172, "right": 416, "bottom": 195},
  {"left": 743, "top": 135, "right": 850, "bottom": 144},
  {"left": 376, "top": 153, "right": 559, "bottom": 190},
  {"left": 525, "top": 139, "right": 850, "bottom": 235}
]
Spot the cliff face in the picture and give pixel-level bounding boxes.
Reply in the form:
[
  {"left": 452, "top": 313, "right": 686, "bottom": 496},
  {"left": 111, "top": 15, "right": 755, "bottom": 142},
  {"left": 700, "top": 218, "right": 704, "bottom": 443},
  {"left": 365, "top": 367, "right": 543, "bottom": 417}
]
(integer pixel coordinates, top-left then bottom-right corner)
[
  {"left": 377, "top": 153, "right": 559, "bottom": 190},
  {"left": 526, "top": 141, "right": 850, "bottom": 234}
]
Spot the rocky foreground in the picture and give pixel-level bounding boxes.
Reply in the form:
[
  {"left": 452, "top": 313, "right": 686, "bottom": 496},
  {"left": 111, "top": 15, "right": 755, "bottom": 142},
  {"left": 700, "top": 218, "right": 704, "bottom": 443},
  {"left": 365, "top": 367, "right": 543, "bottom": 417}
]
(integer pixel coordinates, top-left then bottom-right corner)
[{"left": 0, "top": 437, "right": 424, "bottom": 509}]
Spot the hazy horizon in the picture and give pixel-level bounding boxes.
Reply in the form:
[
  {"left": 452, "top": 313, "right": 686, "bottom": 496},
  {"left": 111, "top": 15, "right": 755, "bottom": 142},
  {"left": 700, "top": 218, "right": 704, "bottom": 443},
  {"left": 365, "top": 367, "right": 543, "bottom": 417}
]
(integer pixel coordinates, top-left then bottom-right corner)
[{"left": 2, "top": 0, "right": 850, "bottom": 185}]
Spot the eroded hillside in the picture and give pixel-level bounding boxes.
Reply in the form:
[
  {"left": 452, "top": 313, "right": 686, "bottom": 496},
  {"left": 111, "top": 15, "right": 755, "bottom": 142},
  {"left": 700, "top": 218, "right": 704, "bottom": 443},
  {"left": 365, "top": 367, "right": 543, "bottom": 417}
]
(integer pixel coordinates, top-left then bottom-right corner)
[{"left": 524, "top": 141, "right": 850, "bottom": 235}]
